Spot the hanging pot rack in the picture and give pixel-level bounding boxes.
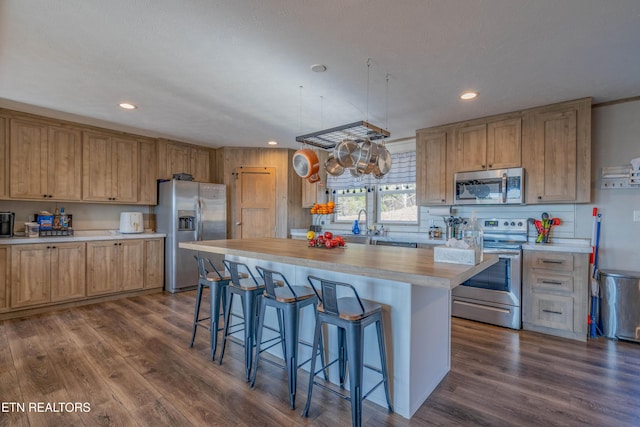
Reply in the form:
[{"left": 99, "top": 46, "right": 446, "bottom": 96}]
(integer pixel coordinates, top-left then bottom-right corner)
[{"left": 295, "top": 120, "right": 390, "bottom": 150}]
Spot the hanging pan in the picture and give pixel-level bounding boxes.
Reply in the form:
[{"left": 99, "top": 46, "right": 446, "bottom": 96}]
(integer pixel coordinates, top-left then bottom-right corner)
[
  {"left": 324, "top": 153, "right": 345, "bottom": 176},
  {"left": 292, "top": 149, "right": 319, "bottom": 179},
  {"left": 333, "top": 139, "right": 359, "bottom": 168},
  {"left": 373, "top": 145, "right": 392, "bottom": 178}
]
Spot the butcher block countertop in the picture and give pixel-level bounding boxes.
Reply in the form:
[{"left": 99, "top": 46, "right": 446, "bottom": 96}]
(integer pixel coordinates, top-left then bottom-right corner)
[{"left": 180, "top": 238, "right": 497, "bottom": 289}]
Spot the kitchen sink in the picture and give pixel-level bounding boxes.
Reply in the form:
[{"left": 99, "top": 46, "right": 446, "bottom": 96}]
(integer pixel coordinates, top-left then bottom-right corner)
[{"left": 341, "top": 234, "right": 372, "bottom": 245}]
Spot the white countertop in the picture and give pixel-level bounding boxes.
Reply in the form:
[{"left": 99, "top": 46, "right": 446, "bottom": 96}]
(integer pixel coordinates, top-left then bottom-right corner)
[
  {"left": 522, "top": 238, "right": 591, "bottom": 254},
  {"left": 1, "top": 230, "right": 165, "bottom": 245}
]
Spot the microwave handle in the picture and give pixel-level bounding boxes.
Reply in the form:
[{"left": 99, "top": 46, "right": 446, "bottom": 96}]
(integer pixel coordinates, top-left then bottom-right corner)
[{"left": 502, "top": 173, "right": 507, "bottom": 203}]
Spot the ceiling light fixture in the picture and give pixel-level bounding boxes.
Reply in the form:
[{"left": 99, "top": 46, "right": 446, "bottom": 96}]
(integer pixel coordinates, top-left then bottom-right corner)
[
  {"left": 310, "top": 64, "right": 327, "bottom": 73},
  {"left": 119, "top": 102, "right": 137, "bottom": 109},
  {"left": 267, "top": 140, "right": 278, "bottom": 146},
  {"left": 460, "top": 91, "right": 478, "bottom": 100}
]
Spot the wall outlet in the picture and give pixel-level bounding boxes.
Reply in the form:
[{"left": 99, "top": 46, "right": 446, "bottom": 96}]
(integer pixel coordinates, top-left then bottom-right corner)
[{"left": 634, "top": 210, "right": 640, "bottom": 222}]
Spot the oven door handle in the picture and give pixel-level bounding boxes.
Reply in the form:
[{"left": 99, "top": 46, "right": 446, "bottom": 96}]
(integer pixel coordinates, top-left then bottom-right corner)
[{"left": 483, "top": 249, "right": 521, "bottom": 257}]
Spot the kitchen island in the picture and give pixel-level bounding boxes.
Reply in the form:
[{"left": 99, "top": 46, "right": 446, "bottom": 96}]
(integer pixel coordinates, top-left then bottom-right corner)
[{"left": 179, "top": 238, "right": 497, "bottom": 419}]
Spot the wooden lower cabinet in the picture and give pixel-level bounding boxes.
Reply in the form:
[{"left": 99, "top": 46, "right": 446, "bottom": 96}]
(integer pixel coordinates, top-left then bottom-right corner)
[
  {"left": 523, "top": 250, "right": 589, "bottom": 341},
  {"left": 86, "top": 240, "right": 144, "bottom": 296},
  {"left": 10, "top": 242, "right": 86, "bottom": 308},
  {"left": 144, "top": 238, "right": 164, "bottom": 289},
  {"left": 0, "top": 246, "right": 8, "bottom": 311}
]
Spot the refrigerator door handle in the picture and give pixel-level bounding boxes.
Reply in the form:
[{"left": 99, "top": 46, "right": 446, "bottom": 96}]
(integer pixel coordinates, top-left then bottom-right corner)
[{"left": 196, "top": 198, "right": 203, "bottom": 240}]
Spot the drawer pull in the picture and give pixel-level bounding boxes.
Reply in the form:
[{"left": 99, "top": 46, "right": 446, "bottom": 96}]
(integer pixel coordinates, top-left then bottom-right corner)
[
  {"left": 541, "top": 280, "right": 563, "bottom": 285},
  {"left": 542, "top": 309, "right": 563, "bottom": 315},
  {"left": 542, "top": 260, "right": 564, "bottom": 264}
]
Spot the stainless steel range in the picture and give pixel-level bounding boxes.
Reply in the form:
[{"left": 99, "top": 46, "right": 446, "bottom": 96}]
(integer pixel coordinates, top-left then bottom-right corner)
[{"left": 451, "top": 218, "right": 527, "bottom": 329}]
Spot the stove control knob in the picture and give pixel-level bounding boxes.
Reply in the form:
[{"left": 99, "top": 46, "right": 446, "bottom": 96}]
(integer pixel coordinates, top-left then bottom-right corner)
[
  {"left": 503, "top": 221, "right": 509, "bottom": 226},
  {"left": 510, "top": 221, "right": 516, "bottom": 226},
  {"left": 517, "top": 221, "right": 523, "bottom": 226}
]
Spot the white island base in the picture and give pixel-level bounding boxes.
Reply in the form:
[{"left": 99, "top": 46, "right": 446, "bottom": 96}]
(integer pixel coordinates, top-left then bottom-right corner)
[{"left": 226, "top": 255, "right": 451, "bottom": 419}]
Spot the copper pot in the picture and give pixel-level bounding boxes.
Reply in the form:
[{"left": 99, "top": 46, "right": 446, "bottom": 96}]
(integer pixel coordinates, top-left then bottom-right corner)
[{"left": 292, "top": 149, "right": 319, "bottom": 179}]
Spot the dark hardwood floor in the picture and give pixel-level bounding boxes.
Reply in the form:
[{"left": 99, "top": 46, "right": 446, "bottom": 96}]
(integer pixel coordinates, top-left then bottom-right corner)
[{"left": 1, "top": 290, "right": 639, "bottom": 426}]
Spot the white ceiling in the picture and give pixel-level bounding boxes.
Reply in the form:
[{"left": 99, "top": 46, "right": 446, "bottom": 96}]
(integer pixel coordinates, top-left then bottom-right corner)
[{"left": 1, "top": 0, "right": 639, "bottom": 150}]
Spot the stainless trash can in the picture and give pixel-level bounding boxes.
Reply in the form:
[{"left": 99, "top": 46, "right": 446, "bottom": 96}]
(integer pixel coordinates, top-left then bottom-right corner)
[{"left": 599, "top": 270, "right": 640, "bottom": 342}]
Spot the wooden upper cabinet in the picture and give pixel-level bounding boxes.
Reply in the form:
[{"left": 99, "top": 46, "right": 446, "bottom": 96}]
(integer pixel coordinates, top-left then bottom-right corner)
[
  {"left": 454, "top": 117, "right": 521, "bottom": 172},
  {"left": 454, "top": 124, "right": 487, "bottom": 172},
  {"left": 416, "top": 127, "right": 452, "bottom": 205},
  {"left": 486, "top": 117, "right": 522, "bottom": 170},
  {"left": 83, "top": 131, "right": 138, "bottom": 202},
  {"left": 158, "top": 140, "right": 211, "bottom": 182},
  {"left": 9, "top": 119, "right": 82, "bottom": 201},
  {"left": 522, "top": 98, "right": 591, "bottom": 203},
  {"left": 139, "top": 140, "right": 158, "bottom": 205},
  {"left": 47, "top": 126, "right": 83, "bottom": 200},
  {"left": 190, "top": 146, "right": 211, "bottom": 182},
  {"left": 0, "top": 116, "right": 7, "bottom": 199}
]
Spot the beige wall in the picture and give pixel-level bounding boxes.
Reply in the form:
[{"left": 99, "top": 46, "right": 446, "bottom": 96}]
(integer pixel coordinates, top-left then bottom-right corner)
[
  {"left": 575, "top": 100, "right": 640, "bottom": 271},
  {"left": 0, "top": 200, "right": 153, "bottom": 234}
]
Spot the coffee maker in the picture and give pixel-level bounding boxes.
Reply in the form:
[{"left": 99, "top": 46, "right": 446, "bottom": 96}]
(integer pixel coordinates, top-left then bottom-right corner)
[{"left": 0, "top": 212, "right": 15, "bottom": 238}]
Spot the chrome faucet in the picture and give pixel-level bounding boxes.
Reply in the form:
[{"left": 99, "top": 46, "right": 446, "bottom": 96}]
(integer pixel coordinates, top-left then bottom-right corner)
[{"left": 357, "top": 209, "right": 369, "bottom": 234}]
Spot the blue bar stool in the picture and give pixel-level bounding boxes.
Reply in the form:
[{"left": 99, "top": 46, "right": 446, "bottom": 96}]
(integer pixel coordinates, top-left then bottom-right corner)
[
  {"left": 303, "top": 275, "right": 393, "bottom": 427},
  {"left": 190, "top": 255, "right": 230, "bottom": 361},
  {"left": 218, "top": 260, "right": 282, "bottom": 382},
  {"left": 250, "top": 266, "right": 326, "bottom": 409}
]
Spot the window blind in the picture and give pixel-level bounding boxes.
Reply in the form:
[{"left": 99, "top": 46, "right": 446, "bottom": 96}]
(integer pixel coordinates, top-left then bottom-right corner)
[{"left": 326, "top": 151, "right": 416, "bottom": 190}]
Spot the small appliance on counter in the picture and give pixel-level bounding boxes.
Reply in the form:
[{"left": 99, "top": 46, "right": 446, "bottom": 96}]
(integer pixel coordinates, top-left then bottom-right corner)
[
  {"left": 0, "top": 212, "right": 15, "bottom": 238},
  {"left": 119, "top": 212, "right": 144, "bottom": 234}
]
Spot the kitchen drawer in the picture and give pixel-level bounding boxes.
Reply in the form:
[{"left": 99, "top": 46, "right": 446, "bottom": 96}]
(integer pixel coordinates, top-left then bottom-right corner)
[
  {"left": 529, "top": 293, "right": 574, "bottom": 331},
  {"left": 529, "top": 252, "right": 574, "bottom": 272},
  {"left": 530, "top": 271, "right": 574, "bottom": 293}
]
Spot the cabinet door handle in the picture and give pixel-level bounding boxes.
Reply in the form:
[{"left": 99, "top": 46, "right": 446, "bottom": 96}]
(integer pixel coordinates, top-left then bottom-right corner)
[
  {"left": 542, "top": 260, "right": 564, "bottom": 265},
  {"left": 538, "top": 196, "right": 542, "bottom": 200},
  {"left": 541, "top": 280, "right": 563, "bottom": 285},
  {"left": 542, "top": 309, "right": 563, "bottom": 315},
  {"left": 488, "top": 164, "right": 493, "bottom": 168}
]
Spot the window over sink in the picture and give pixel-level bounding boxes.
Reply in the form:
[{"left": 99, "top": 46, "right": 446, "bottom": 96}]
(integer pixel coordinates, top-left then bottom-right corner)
[{"left": 327, "top": 150, "right": 417, "bottom": 225}]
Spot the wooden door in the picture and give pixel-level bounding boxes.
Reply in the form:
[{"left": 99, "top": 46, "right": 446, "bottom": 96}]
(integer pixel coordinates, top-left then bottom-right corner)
[
  {"left": 486, "top": 117, "right": 521, "bottom": 170},
  {"left": 455, "top": 123, "right": 487, "bottom": 172},
  {"left": 120, "top": 240, "right": 144, "bottom": 291},
  {"left": 47, "top": 126, "right": 83, "bottom": 200},
  {"left": 138, "top": 140, "right": 158, "bottom": 205},
  {"left": 190, "top": 147, "right": 211, "bottom": 182},
  {"left": 416, "top": 129, "right": 449, "bottom": 205},
  {"left": 9, "top": 119, "right": 48, "bottom": 199},
  {"left": 529, "top": 109, "right": 578, "bottom": 202},
  {"left": 83, "top": 132, "right": 113, "bottom": 201},
  {"left": 0, "top": 116, "right": 7, "bottom": 198},
  {"left": 86, "top": 241, "right": 119, "bottom": 296},
  {"left": 10, "top": 244, "right": 51, "bottom": 308},
  {"left": 0, "top": 246, "right": 8, "bottom": 310},
  {"left": 112, "top": 137, "right": 139, "bottom": 202},
  {"left": 144, "top": 239, "right": 164, "bottom": 289},
  {"left": 50, "top": 242, "right": 86, "bottom": 302},
  {"left": 234, "top": 167, "right": 276, "bottom": 239}
]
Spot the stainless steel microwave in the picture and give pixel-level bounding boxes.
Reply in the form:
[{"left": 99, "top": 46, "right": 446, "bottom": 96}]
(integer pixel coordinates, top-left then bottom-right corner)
[{"left": 454, "top": 167, "right": 524, "bottom": 205}]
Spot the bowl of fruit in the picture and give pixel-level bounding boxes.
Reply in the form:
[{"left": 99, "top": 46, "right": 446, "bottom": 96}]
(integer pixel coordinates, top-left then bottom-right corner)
[{"left": 307, "top": 231, "right": 345, "bottom": 249}]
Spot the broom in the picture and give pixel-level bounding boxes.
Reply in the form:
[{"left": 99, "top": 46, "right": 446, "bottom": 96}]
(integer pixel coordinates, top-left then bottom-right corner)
[{"left": 589, "top": 209, "right": 602, "bottom": 338}]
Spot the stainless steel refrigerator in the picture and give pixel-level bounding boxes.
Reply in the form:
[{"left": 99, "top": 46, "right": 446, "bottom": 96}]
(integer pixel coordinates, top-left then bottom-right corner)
[{"left": 155, "top": 180, "right": 227, "bottom": 293}]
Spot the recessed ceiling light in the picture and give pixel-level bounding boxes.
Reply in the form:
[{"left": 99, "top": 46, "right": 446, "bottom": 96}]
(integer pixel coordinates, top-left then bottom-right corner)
[
  {"left": 119, "top": 102, "right": 137, "bottom": 109},
  {"left": 310, "top": 64, "right": 327, "bottom": 73},
  {"left": 267, "top": 140, "right": 278, "bottom": 146},
  {"left": 460, "top": 92, "right": 478, "bottom": 100}
]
